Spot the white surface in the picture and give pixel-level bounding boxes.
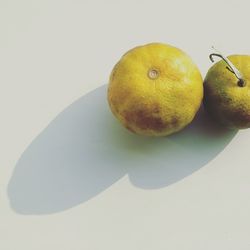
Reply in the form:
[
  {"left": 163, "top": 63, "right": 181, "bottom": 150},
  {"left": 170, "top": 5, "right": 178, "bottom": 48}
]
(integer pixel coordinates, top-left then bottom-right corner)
[{"left": 1, "top": 0, "right": 250, "bottom": 249}]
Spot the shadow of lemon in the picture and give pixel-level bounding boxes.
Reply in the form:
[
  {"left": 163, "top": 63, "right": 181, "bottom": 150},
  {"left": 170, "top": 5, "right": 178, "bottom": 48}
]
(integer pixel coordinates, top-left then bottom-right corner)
[{"left": 7, "top": 85, "right": 237, "bottom": 214}]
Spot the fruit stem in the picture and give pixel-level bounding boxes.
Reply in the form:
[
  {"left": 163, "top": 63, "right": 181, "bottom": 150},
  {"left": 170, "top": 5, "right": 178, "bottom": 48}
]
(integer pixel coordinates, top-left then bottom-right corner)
[{"left": 209, "top": 47, "right": 245, "bottom": 87}]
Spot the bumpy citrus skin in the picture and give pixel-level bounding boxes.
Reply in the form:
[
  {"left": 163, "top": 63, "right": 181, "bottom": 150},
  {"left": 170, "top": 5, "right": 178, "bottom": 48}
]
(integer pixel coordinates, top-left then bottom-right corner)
[
  {"left": 108, "top": 43, "right": 203, "bottom": 136},
  {"left": 204, "top": 55, "right": 250, "bottom": 129}
]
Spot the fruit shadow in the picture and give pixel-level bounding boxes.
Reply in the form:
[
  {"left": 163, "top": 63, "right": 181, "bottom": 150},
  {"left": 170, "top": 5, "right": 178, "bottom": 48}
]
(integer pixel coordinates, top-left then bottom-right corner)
[{"left": 7, "top": 85, "right": 237, "bottom": 215}]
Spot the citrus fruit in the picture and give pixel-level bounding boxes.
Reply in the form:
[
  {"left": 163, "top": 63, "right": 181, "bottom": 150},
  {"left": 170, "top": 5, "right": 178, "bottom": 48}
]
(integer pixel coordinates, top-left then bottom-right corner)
[
  {"left": 204, "top": 52, "right": 250, "bottom": 129},
  {"left": 108, "top": 43, "right": 203, "bottom": 136}
]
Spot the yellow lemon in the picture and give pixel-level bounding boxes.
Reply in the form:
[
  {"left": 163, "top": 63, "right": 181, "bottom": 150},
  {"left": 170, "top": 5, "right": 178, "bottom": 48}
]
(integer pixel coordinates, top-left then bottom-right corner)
[
  {"left": 108, "top": 43, "right": 203, "bottom": 136},
  {"left": 204, "top": 53, "right": 250, "bottom": 129}
]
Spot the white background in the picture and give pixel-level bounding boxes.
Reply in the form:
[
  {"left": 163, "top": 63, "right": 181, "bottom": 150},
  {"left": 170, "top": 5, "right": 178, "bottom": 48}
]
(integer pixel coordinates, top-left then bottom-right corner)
[{"left": 1, "top": 0, "right": 250, "bottom": 249}]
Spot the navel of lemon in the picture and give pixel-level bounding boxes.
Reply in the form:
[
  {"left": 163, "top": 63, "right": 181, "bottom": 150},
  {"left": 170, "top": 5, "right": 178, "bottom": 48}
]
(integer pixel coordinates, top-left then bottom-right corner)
[{"left": 108, "top": 43, "right": 203, "bottom": 136}]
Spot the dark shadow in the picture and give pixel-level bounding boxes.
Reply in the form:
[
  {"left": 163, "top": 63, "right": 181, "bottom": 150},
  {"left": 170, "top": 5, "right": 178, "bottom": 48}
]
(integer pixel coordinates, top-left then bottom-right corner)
[{"left": 7, "top": 85, "right": 237, "bottom": 215}]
